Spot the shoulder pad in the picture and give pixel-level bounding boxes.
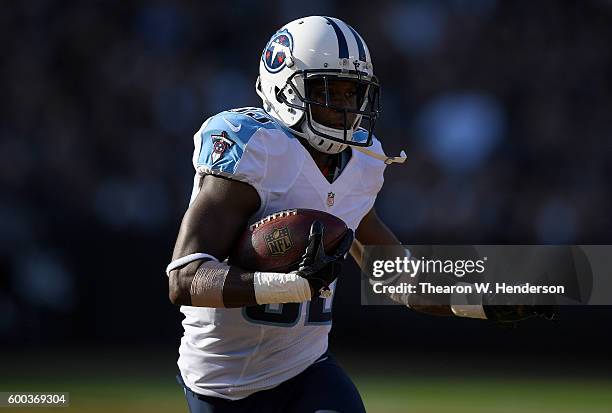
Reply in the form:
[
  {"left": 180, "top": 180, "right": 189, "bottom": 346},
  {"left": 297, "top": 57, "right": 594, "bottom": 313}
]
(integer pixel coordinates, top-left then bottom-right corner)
[{"left": 193, "top": 108, "right": 277, "bottom": 174}]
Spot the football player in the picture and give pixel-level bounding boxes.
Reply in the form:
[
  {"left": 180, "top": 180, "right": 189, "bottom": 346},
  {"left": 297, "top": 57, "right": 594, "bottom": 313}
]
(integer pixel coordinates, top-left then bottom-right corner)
[{"left": 167, "top": 16, "right": 553, "bottom": 413}]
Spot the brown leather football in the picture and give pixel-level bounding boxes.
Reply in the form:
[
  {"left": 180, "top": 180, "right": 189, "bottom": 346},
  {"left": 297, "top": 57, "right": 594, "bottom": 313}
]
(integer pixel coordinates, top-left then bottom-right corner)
[{"left": 229, "top": 209, "right": 349, "bottom": 272}]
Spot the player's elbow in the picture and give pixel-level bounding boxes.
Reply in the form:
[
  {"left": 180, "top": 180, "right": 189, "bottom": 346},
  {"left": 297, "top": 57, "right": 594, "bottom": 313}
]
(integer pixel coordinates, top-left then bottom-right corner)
[
  {"left": 168, "top": 287, "right": 187, "bottom": 306},
  {"left": 168, "top": 272, "right": 191, "bottom": 306}
]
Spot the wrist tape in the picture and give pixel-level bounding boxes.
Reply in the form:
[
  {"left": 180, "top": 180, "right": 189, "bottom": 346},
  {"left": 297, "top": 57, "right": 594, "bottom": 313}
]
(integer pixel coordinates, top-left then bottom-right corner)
[{"left": 253, "top": 272, "right": 312, "bottom": 304}]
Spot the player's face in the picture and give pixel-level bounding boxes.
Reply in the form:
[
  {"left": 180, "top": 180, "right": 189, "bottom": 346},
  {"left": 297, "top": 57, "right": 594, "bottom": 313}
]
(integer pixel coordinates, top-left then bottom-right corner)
[{"left": 307, "top": 78, "right": 363, "bottom": 129}]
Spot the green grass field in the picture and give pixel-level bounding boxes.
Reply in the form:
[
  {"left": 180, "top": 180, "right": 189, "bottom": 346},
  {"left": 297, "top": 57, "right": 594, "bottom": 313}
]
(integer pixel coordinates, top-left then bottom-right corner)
[{"left": 2, "top": 374, "right": 611, "bottom": 413}]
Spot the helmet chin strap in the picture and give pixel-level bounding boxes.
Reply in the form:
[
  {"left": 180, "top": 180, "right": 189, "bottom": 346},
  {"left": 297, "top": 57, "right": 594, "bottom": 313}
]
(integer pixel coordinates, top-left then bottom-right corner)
[
  {"left": 297, "top": 119, "right": 407, "bottom": 162},
  {"left": 353, "top": 146, "right": 407, "bottom": 164}
]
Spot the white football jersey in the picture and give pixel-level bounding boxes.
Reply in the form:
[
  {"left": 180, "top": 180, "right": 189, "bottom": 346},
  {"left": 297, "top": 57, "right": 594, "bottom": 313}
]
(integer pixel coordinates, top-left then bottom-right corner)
[{"left": 178, "top": 107, "right": 387, "bottom": 400}]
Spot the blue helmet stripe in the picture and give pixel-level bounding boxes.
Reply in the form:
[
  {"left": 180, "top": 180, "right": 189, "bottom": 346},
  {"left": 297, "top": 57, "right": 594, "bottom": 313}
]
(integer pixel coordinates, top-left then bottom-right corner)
[
  {"left": 347, "top": 24, "right": 366, "bottom": 62},
  {"left": 323, "top": 17, "right": 349, "bottom": 59}
]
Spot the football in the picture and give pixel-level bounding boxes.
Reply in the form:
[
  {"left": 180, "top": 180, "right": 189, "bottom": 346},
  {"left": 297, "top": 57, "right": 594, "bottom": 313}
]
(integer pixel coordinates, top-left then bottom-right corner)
[{"left": 229, "top": 209, "right": 349, "bottom": 272}]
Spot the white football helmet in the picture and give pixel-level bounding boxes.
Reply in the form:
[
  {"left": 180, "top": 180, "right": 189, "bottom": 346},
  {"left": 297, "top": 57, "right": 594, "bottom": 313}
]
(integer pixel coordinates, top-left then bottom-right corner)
[{"left": 256, "top": 16, "right": 380, "bottom": 154}]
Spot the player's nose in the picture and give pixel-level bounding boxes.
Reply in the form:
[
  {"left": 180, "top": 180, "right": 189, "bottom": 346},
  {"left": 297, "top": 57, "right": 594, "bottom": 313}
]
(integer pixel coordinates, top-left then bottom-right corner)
[{"left": 329, "top": 93, "right": 352, "bottom": 108}]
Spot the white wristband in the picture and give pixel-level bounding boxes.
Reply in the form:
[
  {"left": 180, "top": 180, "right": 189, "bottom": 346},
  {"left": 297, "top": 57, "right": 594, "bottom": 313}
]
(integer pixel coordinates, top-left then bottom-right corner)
[
  {"left": 166, "top": 253, "right": 219, "bottom": 276},
  {"left": 253, "top": 271, "right": 312, "bottom": 304},
  {"left": 450, "top": 282, "right": 488, "bottom": 319}
]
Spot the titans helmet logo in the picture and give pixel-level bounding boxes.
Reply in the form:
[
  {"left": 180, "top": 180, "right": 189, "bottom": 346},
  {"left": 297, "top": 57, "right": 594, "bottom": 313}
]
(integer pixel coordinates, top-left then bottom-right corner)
[{"left": 262, "top": 29, "right": 293, "bottom": 73}]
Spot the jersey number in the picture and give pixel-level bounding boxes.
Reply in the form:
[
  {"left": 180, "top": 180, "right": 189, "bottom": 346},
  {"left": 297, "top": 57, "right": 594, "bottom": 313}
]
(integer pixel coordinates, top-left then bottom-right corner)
[{"left": 243, "top": 295, "right": 333, "bottom": 327}]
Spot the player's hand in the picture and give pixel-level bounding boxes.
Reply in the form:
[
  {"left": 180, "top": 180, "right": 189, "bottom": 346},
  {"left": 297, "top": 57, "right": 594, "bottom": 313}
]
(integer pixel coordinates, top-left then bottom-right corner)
[
  {"left": 481, "top": 281, "right": 559, "bottom": 324},
  {"left": 293, "top": 221, "right": 354, "bottom": 298},
  {"left": 483, "top": 305, "right": 558, "bottom": 324}
]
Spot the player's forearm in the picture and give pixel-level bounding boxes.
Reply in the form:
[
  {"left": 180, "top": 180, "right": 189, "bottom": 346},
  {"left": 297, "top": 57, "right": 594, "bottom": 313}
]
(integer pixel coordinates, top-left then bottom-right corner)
[
  {"left": 168, "top": 260, "right": 256, "bottom": 307},
  {"left": 349, "top": 240, "right": 366, "bottom": 272},
  {"left": 352, "top": 233, "right": 454, "bottom": 315},
  {"left": 168, "top": 260, "right": 312, "bottom": 308}
]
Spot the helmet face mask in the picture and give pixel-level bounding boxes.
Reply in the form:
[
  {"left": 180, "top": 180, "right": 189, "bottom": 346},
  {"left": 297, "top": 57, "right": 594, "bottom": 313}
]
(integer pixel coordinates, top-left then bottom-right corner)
[
  {"left": 256, "top": 16, "right": 380, "bottom": 154},
  {"left": 306, "top": 77, "right": 362, "bottom": 129},
  {"left": 278, "top": 70, "right": 380, "bottom": 149}
]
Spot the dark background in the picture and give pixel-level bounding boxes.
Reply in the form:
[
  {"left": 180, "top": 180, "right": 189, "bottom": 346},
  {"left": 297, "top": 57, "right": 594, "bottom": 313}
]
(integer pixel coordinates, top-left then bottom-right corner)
[{"left": 1, "top": 0, "right": 611, "bottom": 374}]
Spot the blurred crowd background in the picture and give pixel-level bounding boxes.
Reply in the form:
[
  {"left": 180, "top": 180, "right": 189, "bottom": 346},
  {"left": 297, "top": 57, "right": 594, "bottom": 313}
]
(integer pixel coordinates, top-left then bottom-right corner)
[{"left": 1, "top": 0, "right": 611, "bottom": 367}]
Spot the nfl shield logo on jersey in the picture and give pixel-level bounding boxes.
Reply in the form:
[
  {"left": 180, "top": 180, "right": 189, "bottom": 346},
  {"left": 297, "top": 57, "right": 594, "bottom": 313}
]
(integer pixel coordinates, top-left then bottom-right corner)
[
  {"left": 211, "top": 132, "right": 233, "bottom": 163},
  {"left": 327, "top": 192, "right": 335, "bottom": 207}
]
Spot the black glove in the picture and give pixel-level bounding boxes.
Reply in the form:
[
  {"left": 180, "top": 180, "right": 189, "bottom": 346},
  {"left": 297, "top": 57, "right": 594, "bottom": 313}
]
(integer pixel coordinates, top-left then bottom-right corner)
[
  {"left": 483, "top": 284, "right": 559, "bottom": 324},
  {"left": 294, "top": 221, "right": 354, "bottom": 298},
  {"left": 483, "top": 305, "right": 558, "bottom": 324}
]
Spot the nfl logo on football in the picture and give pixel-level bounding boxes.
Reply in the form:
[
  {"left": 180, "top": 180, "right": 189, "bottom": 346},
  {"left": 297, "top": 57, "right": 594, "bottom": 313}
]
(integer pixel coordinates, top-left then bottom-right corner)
[{"left": 264, "top": 227, "right": 293, "bottom": 255}]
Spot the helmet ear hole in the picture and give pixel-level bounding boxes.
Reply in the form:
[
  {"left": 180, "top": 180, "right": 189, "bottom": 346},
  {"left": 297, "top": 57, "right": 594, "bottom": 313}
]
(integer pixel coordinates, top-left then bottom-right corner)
[{"left": 274, "top": 86, "right": 284, "bottom": 103}]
